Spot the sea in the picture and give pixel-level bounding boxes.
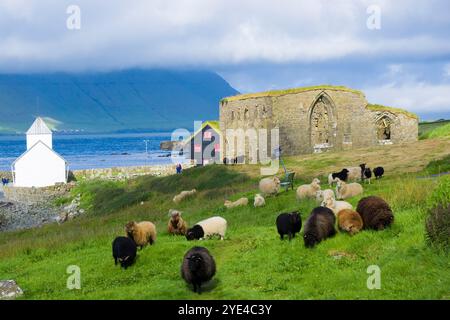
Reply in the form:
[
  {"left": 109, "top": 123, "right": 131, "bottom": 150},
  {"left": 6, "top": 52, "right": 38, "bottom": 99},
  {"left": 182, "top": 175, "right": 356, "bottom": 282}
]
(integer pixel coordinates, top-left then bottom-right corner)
[{"left": 0, "top": 132, "right": 187, "bottom": 171}]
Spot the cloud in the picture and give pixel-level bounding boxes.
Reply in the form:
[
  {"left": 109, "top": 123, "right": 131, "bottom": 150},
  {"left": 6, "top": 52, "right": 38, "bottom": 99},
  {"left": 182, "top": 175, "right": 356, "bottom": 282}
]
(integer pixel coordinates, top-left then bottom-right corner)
[{"left": 0, "top": 0, "right": 449, "bottom": 71}]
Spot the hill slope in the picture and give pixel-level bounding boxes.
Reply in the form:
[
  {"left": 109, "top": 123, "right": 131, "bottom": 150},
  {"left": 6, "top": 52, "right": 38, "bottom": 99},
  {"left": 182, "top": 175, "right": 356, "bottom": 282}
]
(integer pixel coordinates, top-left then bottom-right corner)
[{"left": 0, "top": 69, "right": 238, "bottom": 133}]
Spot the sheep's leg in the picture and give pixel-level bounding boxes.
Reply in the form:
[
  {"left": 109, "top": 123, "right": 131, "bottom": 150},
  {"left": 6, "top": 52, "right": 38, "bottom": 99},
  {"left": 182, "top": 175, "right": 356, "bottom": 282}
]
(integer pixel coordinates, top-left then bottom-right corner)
[
  {"left": 280, "top": 234, "right": 284, "bottom": 240},
  {"left": 288, "top": 232, "right": 292, "bottom": 241},
  {"left": 193, "top": 283, "right": 197, "bottom": 293},
  {"left": 114, "top": 257, "right": 118, "bottom": 266}
]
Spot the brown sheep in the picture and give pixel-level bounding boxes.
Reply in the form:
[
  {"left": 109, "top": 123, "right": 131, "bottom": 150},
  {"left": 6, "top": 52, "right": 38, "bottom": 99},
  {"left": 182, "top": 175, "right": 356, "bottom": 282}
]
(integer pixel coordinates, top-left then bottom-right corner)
[
  {"left": 356, "top": 196, "right": 394, "bottom": 231},
  {"left": 168, "top": 210, "right": 188, "bottom": 235},
  {"left": 337, "top": 209, "right": 364, "bottom": 235},
  {"left": 125, "top": 221, "right": 157, "bottom": 249}
]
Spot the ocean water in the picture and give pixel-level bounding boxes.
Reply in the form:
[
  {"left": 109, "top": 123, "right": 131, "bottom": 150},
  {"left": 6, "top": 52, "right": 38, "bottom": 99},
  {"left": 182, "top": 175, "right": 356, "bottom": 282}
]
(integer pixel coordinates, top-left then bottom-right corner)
[{"left": 0, "top": 132, "right": 186, "bottom": 171}]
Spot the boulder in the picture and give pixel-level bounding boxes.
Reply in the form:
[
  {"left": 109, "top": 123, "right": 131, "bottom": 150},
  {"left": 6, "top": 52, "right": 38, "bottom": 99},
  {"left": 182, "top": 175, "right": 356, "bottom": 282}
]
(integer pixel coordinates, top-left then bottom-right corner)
[{"left": 0, "top": 280, "right": 24, "bottom": 300}]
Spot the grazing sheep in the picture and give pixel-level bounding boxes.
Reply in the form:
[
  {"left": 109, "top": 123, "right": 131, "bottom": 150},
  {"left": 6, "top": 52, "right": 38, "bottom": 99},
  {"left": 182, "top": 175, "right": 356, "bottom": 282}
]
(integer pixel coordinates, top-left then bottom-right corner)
[
  {"left": 337, "top": 209, "right": 364, "bottom": 235},
  {"left": 336, "top": 180, "right": 363, "bottom": 200},
  {"left": 181, "top": 246, "right": 216, "bottom": 294},
  {"left": 363, "top": 168, "right": 372, "bottom": 184},
  {"left": 356, "top": 196, "right": 394, "bottom": 230},
  {"left": 224, "top": 197, "right": 249, "bottom": 209},
  {"left": 296, "top": 178, "right": 321, "bottom": 200},
  {"left": 316, "top": 189, "right": 335, "bottom": 204},
  {"left": 173, "top": 189, "right": 197, "bottom": 204},
  {"left": 254, "top": 194, "right": 266, "bottom": 207},
  {"left": 125, "top": 221, "right": 157, "bottom": 249},
  {"left": 322, "top": 197, "right": 353, "bottom": 216},
  {"left": 374, "top": 167, "right": 385, "bottom": 179},
  {"left": 303, "top": 207, "right": 336, "bottom": 248},
  {"left": 259, "top": 176, "right": 281, "bottom": 196},
  {"left": 276, "top": 211, "right": 302, "bottom": 241},
  {"left": 345, "top": 167, "right": 362, "bottom": 181},
  {"left": 112, "top": 236, "right": 137, "bottom": 269},
  {"left": 186, "top": 216, "right": 227, "bottom": 241},
  {"left": 168, "top": 209, "right": 188, "bottom": 236},
  {"left": 328, "top": 169, "right": 349, "bottom": 186}
]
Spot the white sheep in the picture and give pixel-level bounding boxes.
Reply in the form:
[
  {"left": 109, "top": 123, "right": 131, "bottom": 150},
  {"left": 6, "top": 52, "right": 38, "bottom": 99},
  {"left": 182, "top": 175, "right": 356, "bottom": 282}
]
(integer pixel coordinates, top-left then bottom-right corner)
[
  {"left": 336, "top": 180, "right": 363, "bottom": 200},
  {"left": 328, "top": 173, "right": 337, "bottom": 186},
  {"left": 296, "top": 178, "right": 321, "bottom": 200},
  {"left": 316, "top": 189, "right": 335, "bottom": 204},
  {"left": 321, "top": 197, "right": 353, "bottom": 216},
  {"left": 224, "top": 197, "right": 249, "bottom": 209},
  {"left": 345, "top": 167, "right": 362, "bottom": 181},
  {"left": 259, "top": 176, "right": 281, "bottom": 196},
  {"left": 186, "top": 216, "right": 228, "bottom": 240},
  {"left": 173, "top": 189, "right": 197, "bottom": 203},
  {"left": 254, "top": 194, "right": 266, "bottom": 207}
]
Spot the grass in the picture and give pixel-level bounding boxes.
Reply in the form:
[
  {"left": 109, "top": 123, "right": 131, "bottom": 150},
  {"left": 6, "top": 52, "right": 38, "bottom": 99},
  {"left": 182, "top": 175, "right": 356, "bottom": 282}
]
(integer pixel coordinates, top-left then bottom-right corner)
[
  {"left": 0, "top": 144, "right": 449, "bottom": 300},
  {"left": 419, "top": 119, "right": 450, "bottom": 139}
]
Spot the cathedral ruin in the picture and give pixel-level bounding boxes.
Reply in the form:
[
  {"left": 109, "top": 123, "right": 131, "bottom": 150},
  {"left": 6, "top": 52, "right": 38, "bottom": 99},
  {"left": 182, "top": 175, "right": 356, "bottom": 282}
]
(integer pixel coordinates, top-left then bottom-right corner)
[{"left": 219, "top": 85, "right": 418, "bottom": 160}]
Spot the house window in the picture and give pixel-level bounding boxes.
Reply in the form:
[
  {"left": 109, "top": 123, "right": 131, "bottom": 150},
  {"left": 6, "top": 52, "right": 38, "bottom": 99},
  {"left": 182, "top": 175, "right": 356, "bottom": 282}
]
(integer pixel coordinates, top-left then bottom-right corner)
[
  {"left": 204, "top": 131, "right": 212, "bottom": 140},
  {"left": 194, "top": 144, "right": 201, "bottom": 153},
  {"left": 214, "top": 144, "right": 220, "bottom": 152}
]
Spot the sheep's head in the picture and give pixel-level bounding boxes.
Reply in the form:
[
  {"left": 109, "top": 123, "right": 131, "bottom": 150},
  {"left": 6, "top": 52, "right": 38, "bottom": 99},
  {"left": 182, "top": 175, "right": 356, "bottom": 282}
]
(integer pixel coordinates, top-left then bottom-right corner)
[
  {"left": 125, "top": 221, "right": 137, "bottom": 237},
  {"left": 290, "top": 212, "right": 301, "bottom": 225},
  {"left": 272, "top": 176, "right": 281, "bottom": 186},
  {"left": 312, "top": 178, "right": 320, "bottom": 185},
  {"left": 322, "top": 198, "right": 335, "bottom": 208},
  {"left": 304, "top": 232, "right": 319, "bottom": 248},
  {"left": 187, "top": 254, "right": 204, "bottom": 272},
  {"left": 316, "top": 190, "right": 324, "bottom": 202}
]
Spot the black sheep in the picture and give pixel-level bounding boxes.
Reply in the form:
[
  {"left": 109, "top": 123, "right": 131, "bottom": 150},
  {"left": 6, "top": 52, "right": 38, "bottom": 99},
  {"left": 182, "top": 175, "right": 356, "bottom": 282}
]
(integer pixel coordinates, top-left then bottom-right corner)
[
  {"left": 357, "top": 196, "right": 394, "bottom": 230},
  {"left": 374, "top": 167, "right": 385, "bottom": 179},
  {"left": 364, "top": 167, "right": 372, "bottom": 184},
  {"left": 112, "top": 236, "right": 137, "bottom": 269},
  {"left": 303, "top": 207, "right": 336, "bottom": 248},
  {"left": 181, "top": 246, "right": 216, "bottom": 294},
  {"left": 185, "top": 225, "right": 205, "bottom": 241},
  {"left": 332, "top": 168, "right": 349, "bottom": 182},
  {"left": 276, "top": 211, "right": 302, "bottom": 241}
]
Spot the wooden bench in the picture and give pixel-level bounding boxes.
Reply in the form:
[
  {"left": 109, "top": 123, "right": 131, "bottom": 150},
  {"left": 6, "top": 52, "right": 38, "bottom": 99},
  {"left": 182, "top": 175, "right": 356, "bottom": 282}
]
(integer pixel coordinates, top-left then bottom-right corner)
[{"left": 280, "top": 171, "right": 295, "bottom": 191}]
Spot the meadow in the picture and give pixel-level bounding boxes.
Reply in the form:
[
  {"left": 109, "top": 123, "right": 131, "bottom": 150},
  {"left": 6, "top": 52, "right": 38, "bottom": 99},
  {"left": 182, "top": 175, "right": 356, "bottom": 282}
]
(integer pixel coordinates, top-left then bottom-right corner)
[{"left": 0, "top": 136, "right": 449, "bottom": 300}]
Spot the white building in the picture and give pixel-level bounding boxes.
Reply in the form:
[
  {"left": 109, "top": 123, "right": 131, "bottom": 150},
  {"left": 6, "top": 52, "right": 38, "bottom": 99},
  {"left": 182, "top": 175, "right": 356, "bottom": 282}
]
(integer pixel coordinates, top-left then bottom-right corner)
[{"left": 12, "top": 117, "right": 68, "bottom": 188}]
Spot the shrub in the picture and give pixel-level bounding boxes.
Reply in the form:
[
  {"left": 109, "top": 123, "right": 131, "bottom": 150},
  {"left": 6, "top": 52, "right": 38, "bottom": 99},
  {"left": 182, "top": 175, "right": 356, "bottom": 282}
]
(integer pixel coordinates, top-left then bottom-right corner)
[
  {"left": 423, "top": 155, "right": 450, "bottom": 175},
  {"left": 425, "top": 204, "right": 450, "bottom": 251},
  {"left": 427, "top": 175, "right": 450, "bottom": 209}
]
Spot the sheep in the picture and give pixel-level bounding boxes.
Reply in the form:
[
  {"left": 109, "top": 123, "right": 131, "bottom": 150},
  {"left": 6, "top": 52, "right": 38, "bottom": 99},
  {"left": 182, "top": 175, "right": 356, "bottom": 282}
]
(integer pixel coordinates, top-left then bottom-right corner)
[
  {"left": 356, "top": 196, "right": 394, "bottom": 231},
  {"left": 181, "top": 246, "right": 216, "bottom": 294},
  {"left": 316, "top": 189, "right": 335, "bottom": 204},
  {"left": 254, "top": 194, "right": 266, "bottom": 207},
  {"left": 296, "top": 178, "right": 321, "bottom": 200},
  {"left": 186, "top": 216, "right": 227, "bottom": 241},
  {"left": 112, "top": 236, "right": 137, "bottom": 269},
  {"left": 345, "top": 167, "right": 362, "bottom": 181},
  {"left": 173, "top": 189, "right": 197, "bottom": 204},
  {"left": 337, "top": 209, "right": 364, "bottom": 235},
  {"left": 125, "top": 221, "right": 157, "bottom": 249},
  {"left": 259, "top": 176, "right": 281, "bottom": 196},
  {"left": 321, "top": 197, "right": 353, "bottom": 216},
  {"left": 336, "top": 180, "right": 363, "bottom": 200},
  {"left": 359, "top": 163, "right": 372, "bottom": 184},
  {"left": 328, "top": 169, "right": 349, "bottom": 186},
  {"left": 168, "top": 209, "right": 188, "bottom": 236},
  {"left": 303, "top": 207, "right": 336, "bottom": 248},
  {"left": 224, "top": 197, "right": 249, "bottom": 209},
  {"left": 276, "top": 211, "right": 302, "bottom": 241},
  {"left": 374, "top": 167, "right": 385, "bottom": 179}
]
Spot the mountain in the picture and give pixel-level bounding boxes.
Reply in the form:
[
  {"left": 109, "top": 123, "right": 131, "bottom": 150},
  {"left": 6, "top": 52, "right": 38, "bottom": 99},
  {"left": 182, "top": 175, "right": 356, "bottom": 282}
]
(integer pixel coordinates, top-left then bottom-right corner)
[{"left": 0, "top": 69, "right": 238, "bottom": 133}]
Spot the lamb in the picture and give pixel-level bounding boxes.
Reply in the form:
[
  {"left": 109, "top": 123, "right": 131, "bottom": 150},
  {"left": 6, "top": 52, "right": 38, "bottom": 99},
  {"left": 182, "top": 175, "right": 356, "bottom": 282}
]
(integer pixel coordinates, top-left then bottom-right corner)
[
  {"left": 316, "top": 189, "right": 335, "bottom": 204},
  {"left": 321, "top": 197, "right": 353, "bottom": 216},
  {"left": 276, "top": 211, "right": 302, "bottom": 241},
  {"left": 125, "top": 221, "right": 157, "bottom": 249},
  {"left": 328, "top": 169, "right": 349, "bottom": 186},
  {"left": 356, "top": 196, "right": 394, "bottom": 230},
  {"left": 296, "top": 178, "right": 321, "bottom": 200},
  {"left": 168, "top": 209, "right": 188, "bottom": 236},
  {"left": 254, "top": 194, "right": 266, "bottom": 207},
  {"left": 186, "top": 216, "right": 227, "bottom": 241},
  {"left": 112, "top": 236, "right": 137, "bottom": 269},
  {"left": 181, "top": 246, "right": 216, "bottom": 294},
  {"left": 303, "top": 207, "right": 336, "bottom": 248},
  {"left": 337, "top": 209, "right": 364, "bottom": 235},
  {"left": 374, "top": 167, "right": 385, "bottom": 179},
  {"left": 345, "top": 167, "right": 362, "bottom": 181},
  {"left": 173, "top": 189, "right": 197, "bottom": 204},
  {"left": 224, "top": 197, "right": 249, "bottom": 209},
  {"left": 336, "top": 180, "right": 363, "bottom": 200},
  {"left": 259, "top": 176, "right": 281, "bottom": 196}
]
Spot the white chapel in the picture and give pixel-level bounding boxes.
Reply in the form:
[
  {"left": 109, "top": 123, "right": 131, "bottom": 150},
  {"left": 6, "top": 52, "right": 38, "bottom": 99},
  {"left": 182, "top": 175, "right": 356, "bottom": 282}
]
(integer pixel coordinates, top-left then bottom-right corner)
[{"left": 11, "top": 117, "right": 68, "bottom": 188}]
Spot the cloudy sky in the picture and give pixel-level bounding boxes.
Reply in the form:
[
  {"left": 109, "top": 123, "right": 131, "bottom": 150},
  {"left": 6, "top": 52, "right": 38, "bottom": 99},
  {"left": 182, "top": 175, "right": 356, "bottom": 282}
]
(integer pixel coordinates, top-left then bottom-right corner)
[{"left": 1, "top": 0, "right": 450, "bottom": 119}]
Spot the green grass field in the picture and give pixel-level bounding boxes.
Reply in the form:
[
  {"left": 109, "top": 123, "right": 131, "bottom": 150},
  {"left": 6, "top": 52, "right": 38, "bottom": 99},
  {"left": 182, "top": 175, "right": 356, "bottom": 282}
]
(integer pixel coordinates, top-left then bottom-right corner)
[
  {"left": 419, "top": 120, "right": 450, "bottom": 140},
  {"left": 0, "top": 147, "right": 449, "bottom": 300}
]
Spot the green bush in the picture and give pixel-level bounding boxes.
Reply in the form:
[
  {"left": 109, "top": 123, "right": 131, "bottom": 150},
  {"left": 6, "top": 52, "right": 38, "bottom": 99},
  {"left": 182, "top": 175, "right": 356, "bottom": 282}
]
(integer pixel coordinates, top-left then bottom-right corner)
[
  {"left": 425, "top": 204, "right": 450, "bottom": 251},
  {"left": 427, "top": 175, "right": 450, "bottom": 208},
  {"left": 423, "top": 155, "right": 450, "bottom": 175}
]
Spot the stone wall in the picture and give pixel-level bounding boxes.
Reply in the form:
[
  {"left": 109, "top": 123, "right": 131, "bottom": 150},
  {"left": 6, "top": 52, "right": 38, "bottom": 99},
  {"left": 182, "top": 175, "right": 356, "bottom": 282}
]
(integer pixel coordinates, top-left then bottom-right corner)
[
  {"left": 3, "top": 183, "right": 75, "bottom": 205},
  {"left": 220, "top": 86, "right": 418, "bottom": 159}
]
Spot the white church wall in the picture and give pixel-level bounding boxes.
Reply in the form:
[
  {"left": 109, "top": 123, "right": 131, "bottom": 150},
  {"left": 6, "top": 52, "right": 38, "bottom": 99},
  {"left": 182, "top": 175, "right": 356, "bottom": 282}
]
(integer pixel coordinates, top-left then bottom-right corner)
[{"left": 27, "top": 134, "right": 52, "bottom": 150}]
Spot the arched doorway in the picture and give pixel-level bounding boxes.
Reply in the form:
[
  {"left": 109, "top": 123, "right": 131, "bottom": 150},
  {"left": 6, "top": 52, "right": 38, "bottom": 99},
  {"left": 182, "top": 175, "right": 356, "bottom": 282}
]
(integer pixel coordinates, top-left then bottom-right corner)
[
  {"left": 376, "top": 116, "right": 392, "bottom": 141},
  {"left": 309, "top": 94, "right": 336, "bottom": 152}
]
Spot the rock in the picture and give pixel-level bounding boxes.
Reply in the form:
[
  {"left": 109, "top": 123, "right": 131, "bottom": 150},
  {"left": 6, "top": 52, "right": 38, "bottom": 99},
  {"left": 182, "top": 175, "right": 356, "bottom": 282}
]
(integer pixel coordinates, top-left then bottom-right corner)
[
  {"left": 0, "top": 280, "right": 24, "bottom": 300},
  {"left": 78, "top": 209, "right": 85, "bottom": 214}
]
